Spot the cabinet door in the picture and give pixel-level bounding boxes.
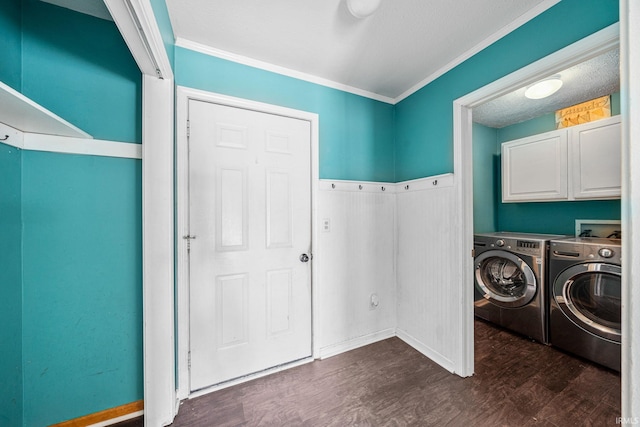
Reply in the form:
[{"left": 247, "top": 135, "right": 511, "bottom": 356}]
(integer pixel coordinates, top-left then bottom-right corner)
[
  {"left": 502, "top": 130, "right": 568, "bottom": 202},
  {"left": 570, "top": 116, "right": 621, "bottom": 200}
]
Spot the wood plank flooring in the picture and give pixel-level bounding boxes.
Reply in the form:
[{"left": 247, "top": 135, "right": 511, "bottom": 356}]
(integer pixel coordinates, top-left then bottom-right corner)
[{"left": 121, "top": 319, "right": 621, "bottom": 426}]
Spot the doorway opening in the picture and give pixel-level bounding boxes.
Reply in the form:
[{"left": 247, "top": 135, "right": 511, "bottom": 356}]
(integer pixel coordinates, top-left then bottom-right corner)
[{"left": 453, "top": 23, "right": 620, "bottom": 376}]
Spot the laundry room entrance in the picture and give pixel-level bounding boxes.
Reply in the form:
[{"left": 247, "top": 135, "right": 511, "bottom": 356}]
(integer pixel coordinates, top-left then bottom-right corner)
[{"left": 454, "top": 21, "right": 623, "bottom": 412}]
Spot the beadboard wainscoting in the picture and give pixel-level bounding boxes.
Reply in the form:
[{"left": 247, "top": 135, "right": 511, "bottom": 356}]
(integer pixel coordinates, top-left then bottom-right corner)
[
  {"left": 317, "top": 180, "right": 397, "bottom": 358},
  {"left": 396, "top": 174, "right": 458, "bottom": 372},
  {"left": 316, "top": 174, "right": 456, "bottom": 369}
]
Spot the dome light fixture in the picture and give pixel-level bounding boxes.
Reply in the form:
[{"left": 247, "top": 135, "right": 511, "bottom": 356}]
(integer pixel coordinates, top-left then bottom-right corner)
[
  {"left": 524, "top": 76, "right": 563, "bottom": 99},
  {"left": 347, "top": 0, "right": 382, "bottom": 19}
]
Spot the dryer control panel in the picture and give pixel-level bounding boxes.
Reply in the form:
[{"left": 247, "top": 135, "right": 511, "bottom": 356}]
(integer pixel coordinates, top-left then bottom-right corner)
[{"left": 550, "top": 238, "right": 621, "bottom": 264}]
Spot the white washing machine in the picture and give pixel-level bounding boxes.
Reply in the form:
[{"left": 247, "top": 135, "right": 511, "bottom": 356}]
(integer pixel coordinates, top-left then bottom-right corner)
[{"left": 474, "top": 232, "right": 566, "bottom": 343}]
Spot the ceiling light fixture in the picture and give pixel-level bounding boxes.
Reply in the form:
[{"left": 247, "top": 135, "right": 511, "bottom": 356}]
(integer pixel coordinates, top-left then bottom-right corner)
[
  {"left": 524, "top": 76, "right": 563, "bottom": 99},
  {"left": 347, "top": 0, "right": 382, "bottom": 18}
]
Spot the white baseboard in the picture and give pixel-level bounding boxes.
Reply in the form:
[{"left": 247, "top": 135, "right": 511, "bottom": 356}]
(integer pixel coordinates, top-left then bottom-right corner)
[
  {"left": 395, "top": 328, "right": 456, "bottom": 373},
  {"left": 319, "top": 328, "right": 396, "bottom": 360}
]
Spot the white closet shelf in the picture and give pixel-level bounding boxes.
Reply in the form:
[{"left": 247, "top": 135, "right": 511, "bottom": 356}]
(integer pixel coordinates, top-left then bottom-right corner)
[{"left": 0, "top": 80, "right": 91, "bottom": 138}]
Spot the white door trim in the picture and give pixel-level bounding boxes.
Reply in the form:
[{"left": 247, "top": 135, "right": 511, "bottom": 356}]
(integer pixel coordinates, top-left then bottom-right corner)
[
  {"left": 620, "top": 1, "right": 640, "bottom": 418},
  {"left": 175, "top": 86, "right": 320, "bottom": 399},
  {"left": 452, "top": 22, "right": 620, "bottom": 378}
]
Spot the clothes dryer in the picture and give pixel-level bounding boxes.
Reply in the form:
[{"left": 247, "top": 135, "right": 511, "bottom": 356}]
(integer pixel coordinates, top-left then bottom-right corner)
[
  {"left": 474, "top": 232, "right": 566, "bottom": 343},
  {"left": 549, "top": 237, "right": 621, "bottom": 371}
]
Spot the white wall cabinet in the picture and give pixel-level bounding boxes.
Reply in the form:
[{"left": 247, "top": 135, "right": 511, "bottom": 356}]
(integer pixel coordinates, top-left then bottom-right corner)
[
  {"left": 502, "top": 130, "right": 568, "bottom": 202},
  {"left": 502, "top": 115, "right": 621, "bottom": 202},
  {"left": 570, "top": 116, "right": 622, "bottom": 199}
]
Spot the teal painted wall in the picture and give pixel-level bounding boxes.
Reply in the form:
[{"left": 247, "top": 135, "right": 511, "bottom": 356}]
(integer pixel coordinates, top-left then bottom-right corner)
[
  {"left": 473, "top": 123, "right": 498, "bottom": 233},
  {"left": 0, "top": 144, "right": 23, "bottom": 427},
  {"left": 150, "top": 0, "right": 175, "bottom": 69},
  {"left": 395, "top": 0, "right": 619, "bottom": 182},
  {"left": 0, "top": 2, "right": 144, "bottom": 425},
  {"left": 0, "top": 0, "right": 22, "bottom": 90},
  {"left": 21, "top": 0, "right": 141, "bottom": 143},
  {"left": 21, "top": 151, "right": 143, "bottom": 426},
  {"left": 0, "top": 3, "right": 23, "bottom": 426},
  {"left": 175, "top": 47, "right": 396, "bottom": 182}
]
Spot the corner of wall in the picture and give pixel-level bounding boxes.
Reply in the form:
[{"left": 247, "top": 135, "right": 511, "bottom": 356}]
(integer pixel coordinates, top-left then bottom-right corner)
[{"left": 0, "top": 142, "right": 23, "bottom": 426}]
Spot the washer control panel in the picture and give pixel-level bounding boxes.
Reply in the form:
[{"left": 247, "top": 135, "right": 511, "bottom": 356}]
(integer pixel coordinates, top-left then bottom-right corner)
[
  {"left": 550, "top": 239, "right": 621, "bottom": 264},
  {"left": 487, "top": 238, "right": 544, "bottom": 256}
]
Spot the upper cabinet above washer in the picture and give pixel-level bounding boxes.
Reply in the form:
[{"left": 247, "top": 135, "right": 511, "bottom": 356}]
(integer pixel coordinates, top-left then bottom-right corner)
[
  {"left": 502, "top": 115, "right": 621, "bottom": 203},
  {"left": 501, "top": 129, "right": 568, "bottom": 202},
  {"left": 570, "top": 116, "right": 621, "bottom": 200}
]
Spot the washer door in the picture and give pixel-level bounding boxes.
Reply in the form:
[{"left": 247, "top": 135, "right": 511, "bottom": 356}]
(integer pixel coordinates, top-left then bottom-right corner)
[
  {"left": 474, "top": 250, "right": 537, "bottom": 308},
  {"left": 553, "top": 263, "right": 621, "bottom": 343}
]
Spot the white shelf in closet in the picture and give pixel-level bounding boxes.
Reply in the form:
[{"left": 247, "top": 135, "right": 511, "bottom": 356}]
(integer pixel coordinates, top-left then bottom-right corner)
[{"left": 0, "top": 80, "right": 91, "bottom": 138}]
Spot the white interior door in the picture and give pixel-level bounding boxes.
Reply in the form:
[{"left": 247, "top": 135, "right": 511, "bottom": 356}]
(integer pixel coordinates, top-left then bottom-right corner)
[{"left": 188, "top": 99, "right": 312, "bottom": 391}]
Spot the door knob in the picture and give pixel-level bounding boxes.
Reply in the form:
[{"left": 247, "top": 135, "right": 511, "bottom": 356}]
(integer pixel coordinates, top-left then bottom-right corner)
[{"left": 299, "top": 253, "right": 310, "bottom": 263}]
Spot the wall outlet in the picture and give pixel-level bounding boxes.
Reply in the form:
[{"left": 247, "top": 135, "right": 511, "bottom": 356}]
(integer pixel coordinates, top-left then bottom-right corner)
[
  {"left": 369, "top": 293, "right": 379, "bottom": 310},
  {"left": 322, "top": 218, "right": 331, "bottom": 232}
]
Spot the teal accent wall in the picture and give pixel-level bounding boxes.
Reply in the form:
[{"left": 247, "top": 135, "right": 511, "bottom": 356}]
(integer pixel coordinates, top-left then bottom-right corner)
[
  {"left": 21, "top": 151, "right": 143, "bottom": 426},
  {"left": 150, "top": 0, "right": 175, "bottom": 69},
  {"left": 395, "top": 0, "right": 619, "bottom": 181},
  {"left": 175, "top": 47, "right": 396, "bottom": 182},
  {"left": 473, "top": 123, "right": 498, "bottom": 233},
  {"left": 0, "top": 0, "right": 22, "bottom": 90},
  {"left": 0, "top": 144, "right": 23, "bottom": 427},
  {"left": 498, "top": 200, "right": 620, "bottom": 235},
  {"left": 0, "top": 2, "right": 144, "bottom": 425},
  {"left": 21, "top": 0, "right": 141, "bottom": 143}
]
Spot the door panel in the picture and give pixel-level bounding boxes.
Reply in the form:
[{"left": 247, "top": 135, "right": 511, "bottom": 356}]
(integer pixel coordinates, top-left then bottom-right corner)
[{"left": 188, "top": 100, "right": 312, "bottom": 391}]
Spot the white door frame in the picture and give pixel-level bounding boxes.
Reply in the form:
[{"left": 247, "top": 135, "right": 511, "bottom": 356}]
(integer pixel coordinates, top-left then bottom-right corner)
[
  {"left": 175, "top": 86, "right": 320, "bottom": 399},
  {"left": 104, "top": 0, "right": 177, "bottom": 425},
  {"left": 453, "top": 22, "right": 633, "bottom": 394},
  {"left": 620, "top": 0, "right": 640, "bottom": 419}
]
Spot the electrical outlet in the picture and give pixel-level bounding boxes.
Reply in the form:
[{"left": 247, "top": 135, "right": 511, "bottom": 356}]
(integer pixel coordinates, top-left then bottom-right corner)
[
  {"left": 322, "top": 218, "right": 331, "bottom": 232},
  {"left": 369, "top": 293, "right": 379, "bottom": 310}
]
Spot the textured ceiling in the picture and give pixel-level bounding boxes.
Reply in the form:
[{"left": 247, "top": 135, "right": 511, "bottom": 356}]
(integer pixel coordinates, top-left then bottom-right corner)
[
  {"left": 165, "top": 0, "right": 556, "bottom": 101},
  {"left": 473, "top": 48, "right": 620, "bottom": 128}
]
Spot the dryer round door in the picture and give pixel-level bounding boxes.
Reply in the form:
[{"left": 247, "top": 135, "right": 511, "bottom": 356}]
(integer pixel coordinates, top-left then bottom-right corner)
[
  {"left": 553, "top": 263, "right": 621, "bottom": 343},
  {"left": 474, "top": 250, "right": 537, "bottom": 308}
]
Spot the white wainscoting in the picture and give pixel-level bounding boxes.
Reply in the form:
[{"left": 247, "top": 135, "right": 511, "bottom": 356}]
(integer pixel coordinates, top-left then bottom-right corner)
[
  {"left": 396, "top": 174, "right": 458, "bottom": 372},
  {"left": 317, "top": 180, "right": 397, "bottom": 358},
  {"left": 315, "top": 174, "right": 459, "bottom": 373}
]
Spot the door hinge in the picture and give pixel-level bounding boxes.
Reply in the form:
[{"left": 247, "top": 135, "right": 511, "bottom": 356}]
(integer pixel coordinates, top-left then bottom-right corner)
[
  {"left": 188, "top": 351, "right": 191, "bottom": 369},
  {"left": 471, "top": 248, "right": 475, "bottom": 258},
  {"left": 187, "top": 119, "right": 190, "bottom": 138},
  {"left": 184, "top": 235, "right": 196, "bottom": 252}
]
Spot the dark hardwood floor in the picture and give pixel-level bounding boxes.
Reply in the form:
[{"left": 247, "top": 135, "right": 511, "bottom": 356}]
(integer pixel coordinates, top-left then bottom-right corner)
[{"left": 122, "top": 319, "right": 621, "bottom": 426}]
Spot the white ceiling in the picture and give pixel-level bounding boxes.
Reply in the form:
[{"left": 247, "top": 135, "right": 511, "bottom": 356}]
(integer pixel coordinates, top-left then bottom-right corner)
[
  {"left": 42, "top": 0, "right": 619, "bottom": 128},
  {"left": 165, "top": 0, "right": 558, "bottom": 102}
]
